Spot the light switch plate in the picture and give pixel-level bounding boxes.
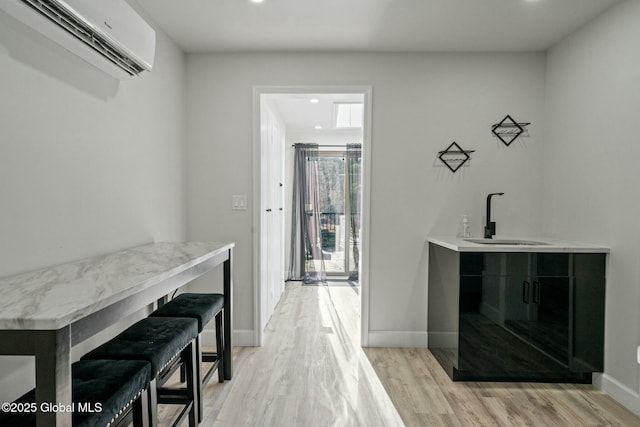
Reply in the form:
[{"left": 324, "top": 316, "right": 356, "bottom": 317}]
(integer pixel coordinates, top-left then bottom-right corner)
[{"left": 232, "top": 195, "right": 247, "bottom": 211}]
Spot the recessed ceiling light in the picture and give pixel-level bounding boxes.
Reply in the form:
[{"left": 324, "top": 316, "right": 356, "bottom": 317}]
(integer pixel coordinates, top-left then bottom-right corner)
[
  {"left": 309, "top": 98, "right": 319, "bottom": 103},
  {"left": 250, "top": 0, "right": 264, "bottom": 3},
  {"left": 314, "top": 125, "right": 322, "bottom": 130}
]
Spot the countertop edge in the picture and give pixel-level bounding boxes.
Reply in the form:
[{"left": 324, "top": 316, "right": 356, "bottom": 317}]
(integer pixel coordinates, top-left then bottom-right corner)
[{"left": 427, "top": 236, "right": 610, "bottom": 253}]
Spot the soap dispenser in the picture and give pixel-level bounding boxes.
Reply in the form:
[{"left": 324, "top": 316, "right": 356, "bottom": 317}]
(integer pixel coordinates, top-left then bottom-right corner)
[{"left": 457, "top": 215, "right": 471, "bottom": 238}]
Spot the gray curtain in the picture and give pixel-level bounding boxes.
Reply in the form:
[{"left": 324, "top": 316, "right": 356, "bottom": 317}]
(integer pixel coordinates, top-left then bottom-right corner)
[
  {"left": 347, "top": 144, "right": 361, "bottom": 282},
  {"left": 287, "top": 143, "right": 326, "bottom": 283}
]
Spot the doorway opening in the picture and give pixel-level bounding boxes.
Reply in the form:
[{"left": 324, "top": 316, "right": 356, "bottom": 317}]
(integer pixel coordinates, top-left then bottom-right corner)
[{"left": 254, "top": 87, "right": 372, "bottom": 347}]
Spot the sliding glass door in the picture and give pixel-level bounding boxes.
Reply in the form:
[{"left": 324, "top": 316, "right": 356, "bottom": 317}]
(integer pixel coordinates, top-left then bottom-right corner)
[{"left": 316, "top": 149, "right": 361, "bottom": 280}]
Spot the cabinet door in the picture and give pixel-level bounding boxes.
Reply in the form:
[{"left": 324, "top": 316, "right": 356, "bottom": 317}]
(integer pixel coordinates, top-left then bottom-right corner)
[
  {"left": 459, "top": 253, "right": 536, "bottom": 379},
  {"left": 458, "top": 253, "right": 502, "bottom": 377},
  {"left": 503, "top": 253, "right": 533, "bottom": 334},
  {"left": 571, "top": 253, "right": 605, "bottom": 372},
  {"left": 529, "top": 254, "right": 571, "bottom": 366}
]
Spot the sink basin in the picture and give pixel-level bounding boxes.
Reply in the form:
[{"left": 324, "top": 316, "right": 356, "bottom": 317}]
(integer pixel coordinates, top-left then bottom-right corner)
[{"left": 464, "top": 238, "right": 549, "bottom": 246}]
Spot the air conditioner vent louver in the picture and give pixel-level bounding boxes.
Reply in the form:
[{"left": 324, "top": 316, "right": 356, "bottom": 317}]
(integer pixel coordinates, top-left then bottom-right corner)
[
  {"left": 1, "top": 0, "right": 155, "bottom": 79},
  {"left": 22, "top": 0, "right": 143, "bottom": 76}
]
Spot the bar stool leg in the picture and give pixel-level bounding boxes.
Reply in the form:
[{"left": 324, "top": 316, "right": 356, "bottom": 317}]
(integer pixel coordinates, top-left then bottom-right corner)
[
  {"left": 215, "top": 311, "right": 225, "bottom": 383},
  {"left": 195, "top": 334, "right": 203, "bottom": 422},
  {"left": 133, "top": 388, "right": 150, "bottom": 427},
  {"left": 185, "top": 341, "right": 199, "bottom": 427},
  {"left": 148, "top": 379, "right": 158, "bottom": 427}
]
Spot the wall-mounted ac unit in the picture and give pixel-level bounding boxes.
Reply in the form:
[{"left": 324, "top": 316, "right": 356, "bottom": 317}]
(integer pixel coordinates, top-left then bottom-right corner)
[{"left": 0, "top": 0, "right": 156, "bottom": 79}]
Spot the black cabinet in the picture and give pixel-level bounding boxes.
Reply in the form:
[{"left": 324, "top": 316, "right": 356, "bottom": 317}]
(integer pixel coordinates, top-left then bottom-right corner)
[{"left": 429, "top": 245, "right": 605, "bottom": 383}]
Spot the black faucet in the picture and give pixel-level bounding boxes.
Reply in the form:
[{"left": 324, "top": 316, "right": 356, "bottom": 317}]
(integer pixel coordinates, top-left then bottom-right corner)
[{"left": 484, "top": 192, "right": 505, "bottom": 238}]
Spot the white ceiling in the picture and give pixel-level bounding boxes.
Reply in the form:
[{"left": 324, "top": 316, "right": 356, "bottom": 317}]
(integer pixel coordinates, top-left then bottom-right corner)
[
  {"left": 135, "top": 0, "right": 620, "bottom": 53},
  {"left": 264, "top": 93, "right": 365, "bottom": 134}
]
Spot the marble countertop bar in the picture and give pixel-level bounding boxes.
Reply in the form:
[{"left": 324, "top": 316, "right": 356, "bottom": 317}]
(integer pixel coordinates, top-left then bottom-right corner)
[
  {"left": 0, "top": 241, "right": 234, "bottom": 330},
  {"left": 428, "top": 236, "right": 610, "bottom": 253}
]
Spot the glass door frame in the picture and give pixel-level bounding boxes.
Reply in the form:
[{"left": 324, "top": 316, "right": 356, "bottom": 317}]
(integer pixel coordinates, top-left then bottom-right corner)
[{"left": 316, "top": 149, "right": 356, "bottom": 277}]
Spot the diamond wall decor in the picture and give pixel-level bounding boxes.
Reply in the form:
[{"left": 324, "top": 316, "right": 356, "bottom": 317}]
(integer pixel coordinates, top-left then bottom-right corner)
[
  {"left": 491, "top": 114, "right": 531, "bottom": 146},
  {"left": 438, "top": 141, "right": 474, "bottom": 173}
]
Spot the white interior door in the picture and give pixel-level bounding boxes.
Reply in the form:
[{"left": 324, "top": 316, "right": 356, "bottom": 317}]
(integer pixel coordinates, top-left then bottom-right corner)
[{"left": 260, "top": 100, "right": 285, "bottom": 333}]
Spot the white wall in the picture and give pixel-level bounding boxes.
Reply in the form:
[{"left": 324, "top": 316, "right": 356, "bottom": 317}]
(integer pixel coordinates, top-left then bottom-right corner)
[
  {"left": 185, "top": 52, "right": 546, "bottom": 345},
  {"left": 0, "top": 6, "right": 187, "bottom": 402},
  {"left": 542, "top": 0, "right": 640, "bottom": 414}
]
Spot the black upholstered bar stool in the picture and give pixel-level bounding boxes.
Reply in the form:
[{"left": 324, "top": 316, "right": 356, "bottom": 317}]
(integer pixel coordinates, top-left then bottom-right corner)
[
  {"left": 0, "top": 359, "right": 151, "bottom": 427},
  {"left": 82, "top": 317, "right": 199, "bottom": 427},
  {"left": 151, "top": 293, "right": 225, "bottom": 421}
]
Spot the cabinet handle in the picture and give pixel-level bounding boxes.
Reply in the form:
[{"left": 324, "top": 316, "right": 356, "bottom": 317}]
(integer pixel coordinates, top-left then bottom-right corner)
[
  {"left": 533, "top": 281, "right": 540, "bottom": 304},
  {"left": 522, "top": 280, "right": 530, "bottom": 304},
  {"left": 266, "top": 208, "right": 272, "bottom": 212}
]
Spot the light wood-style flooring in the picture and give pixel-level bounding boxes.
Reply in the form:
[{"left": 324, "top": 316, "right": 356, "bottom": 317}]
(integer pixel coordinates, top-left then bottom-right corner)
[{"left": 159, "top": 282, "right": 640, "bottom": 426}]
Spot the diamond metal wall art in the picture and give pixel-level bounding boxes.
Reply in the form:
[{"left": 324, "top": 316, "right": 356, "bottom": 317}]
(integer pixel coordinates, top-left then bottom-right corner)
[
  {"left": 438, "top": 141, "right": 474, "bottom": 173},
  {"left": 491, "top": 114, "right": 531, "bottom": 146}
]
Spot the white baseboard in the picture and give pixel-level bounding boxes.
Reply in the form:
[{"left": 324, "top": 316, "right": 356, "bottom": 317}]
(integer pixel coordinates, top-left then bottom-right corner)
[
  {"left": 594, "top": 373, "right": 640, "bottom": 416},
  {"left": 427, "top": 332, "right": 457, "bottom": 348},
  {"left": 366, "top": 330, "right": 428, "bottom": 348},
  {"left": 202, "top": 329, "right": 257, "bottom": 347}
]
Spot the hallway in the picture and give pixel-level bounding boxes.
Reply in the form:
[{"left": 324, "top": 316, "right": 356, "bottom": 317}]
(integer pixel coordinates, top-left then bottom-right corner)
[{"left": 210, "top": 281, "right": 400, "bottom": 426}]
